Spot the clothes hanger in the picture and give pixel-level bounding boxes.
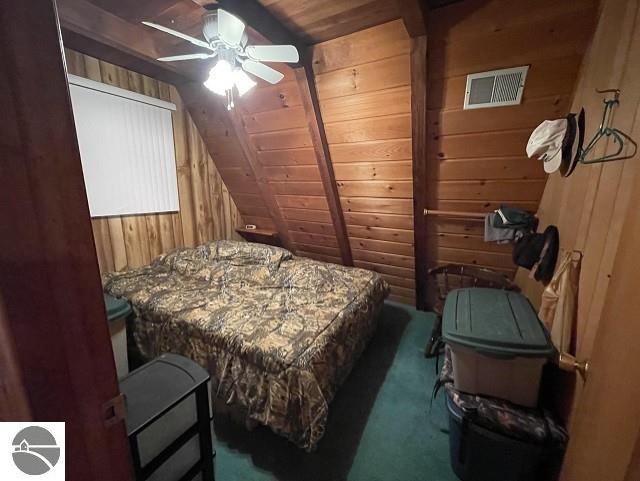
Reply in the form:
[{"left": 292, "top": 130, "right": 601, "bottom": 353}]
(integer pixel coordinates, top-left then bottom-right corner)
[{"left": 579, "top": 88, "right": 638, "bottom": 165}]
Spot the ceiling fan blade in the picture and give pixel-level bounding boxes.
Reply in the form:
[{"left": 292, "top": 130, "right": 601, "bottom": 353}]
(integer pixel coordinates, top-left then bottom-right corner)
[
  {"left": 157, "top": 53, "right": 215, "bottom": 62},
  {"left": 245, "top": 45, "right": 299, "bottom": 63},
  {"left": 217, "top": 9, "right": 245, "bottom": 46},
  {"left": 242, "top": 60, "right": 284, "bottom": 84},
  {"left": 141, "top": 21, "right": 214, "bottom": 51}
]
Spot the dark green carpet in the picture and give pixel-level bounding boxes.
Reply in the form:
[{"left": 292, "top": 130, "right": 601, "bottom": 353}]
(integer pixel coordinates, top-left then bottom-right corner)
[{"left": 213, "top": 301, "right": 457, "bottom": 481}]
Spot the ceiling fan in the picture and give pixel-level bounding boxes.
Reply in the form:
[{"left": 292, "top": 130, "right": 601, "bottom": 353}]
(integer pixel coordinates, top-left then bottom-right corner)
[{"left": 142, "top": 7, "right": 299, "bottom": 110}]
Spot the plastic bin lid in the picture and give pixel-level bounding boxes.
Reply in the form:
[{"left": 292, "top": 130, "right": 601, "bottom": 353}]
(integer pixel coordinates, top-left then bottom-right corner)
[
  {"left": 104, "top": 293, "right": 132, "bottom": 321},
  {"left": 442, "top": 288, "right": 555, "bottom": 359}
]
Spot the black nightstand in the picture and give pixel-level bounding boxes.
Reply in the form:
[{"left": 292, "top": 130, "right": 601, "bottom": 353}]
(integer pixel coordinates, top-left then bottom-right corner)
[{"left": 119, "top": 354, "right": 215, "bottom": 481}]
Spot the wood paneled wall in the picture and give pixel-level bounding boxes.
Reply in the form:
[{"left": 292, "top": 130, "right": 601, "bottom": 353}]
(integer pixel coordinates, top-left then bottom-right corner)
[
  {"left": 425, "top": 0, "right": 597, "bottom": 282},
  {"left": 535, "top": 6, "right": 640, "bottom": 477},
  {"left": 312, "top": 20, "right": 415, "bottom": 305},
  {"left": 235, "top": 67, "right": 344, "bottom": 264},
  {"left": 176, "top": 82, "right": 273, "bottom": 232},
  {"left": 64, "top": 49, "right": 243, "bottom": 273},
  {"left": 68, "top": 2, "right": 597, "bottom": 305},
  {"left": 517, "top": 0, "right": 640, "bottom": 414}
]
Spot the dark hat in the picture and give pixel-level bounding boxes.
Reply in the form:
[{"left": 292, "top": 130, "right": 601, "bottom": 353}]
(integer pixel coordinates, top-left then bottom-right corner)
[
  {"left": 512, "top": 225, "right": 560, "bottom": 285},
  {"left": 561, "top": 108, "right": 585, "bottom": 177},
  {"left": 533, "top": 226, "right": 559, "bottom": 284}
]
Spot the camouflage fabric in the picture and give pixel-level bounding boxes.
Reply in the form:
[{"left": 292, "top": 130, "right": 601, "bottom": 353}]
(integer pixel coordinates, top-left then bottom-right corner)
[
  {"left": 103, "top": 240, "right": 389, "bottom": 450},
  {"left": 439, "top": 346, "right": 568, "bottom": 448}
]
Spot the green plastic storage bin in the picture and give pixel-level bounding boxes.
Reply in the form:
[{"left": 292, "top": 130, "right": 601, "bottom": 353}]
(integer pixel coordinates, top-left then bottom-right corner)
[{"left": 442, "top": 288, "right": 555, "bottom": 407}]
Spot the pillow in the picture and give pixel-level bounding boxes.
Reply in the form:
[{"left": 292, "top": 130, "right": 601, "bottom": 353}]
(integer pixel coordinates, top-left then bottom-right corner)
[
  {"left": 153, "top": 244, "right": 217, "bottom": 276},
  {"left": 211, "top": 240, "right": 292, "bottom": 269}
]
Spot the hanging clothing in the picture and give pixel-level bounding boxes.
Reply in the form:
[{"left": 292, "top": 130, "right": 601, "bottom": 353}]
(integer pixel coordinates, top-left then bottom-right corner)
[
  {"left": 484, "top": 212, "right": 516, "bottom": 243},
  {"left": 493, "top": 206, "right": 539, "bottom": 231},
  {"left": 538, "top": 250, "right": 582, "bottom": 355},
  {"left": 484, "top": 207, "right": 538, "bottom": 244}
]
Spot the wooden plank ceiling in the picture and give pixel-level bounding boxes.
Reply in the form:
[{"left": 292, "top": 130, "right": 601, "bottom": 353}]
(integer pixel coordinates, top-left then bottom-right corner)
[
  {"left": 257, "top": 0, "right": 401, "bottom": 44},
  {"left": 56, "top": 0, "right": 598, "bottom": 307}
]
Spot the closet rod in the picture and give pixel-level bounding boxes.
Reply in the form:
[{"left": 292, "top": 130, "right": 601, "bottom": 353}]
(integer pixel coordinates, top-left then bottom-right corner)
[{"left": 423, "top": 209, "right": 486, "bottom": 219}]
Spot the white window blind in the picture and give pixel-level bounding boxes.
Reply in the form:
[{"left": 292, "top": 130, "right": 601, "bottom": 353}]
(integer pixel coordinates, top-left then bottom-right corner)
[{"left": 68, "top": 74, "right": 179, "bottom": 218}]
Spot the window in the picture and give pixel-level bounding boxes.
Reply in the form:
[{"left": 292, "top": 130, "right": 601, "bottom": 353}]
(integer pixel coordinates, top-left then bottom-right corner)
[{"left": 68, "top": 74, "right": 179, "bottom": 217}]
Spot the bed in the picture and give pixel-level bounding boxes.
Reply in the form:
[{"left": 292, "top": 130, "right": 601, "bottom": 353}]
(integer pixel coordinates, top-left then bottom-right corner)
[{"left": 103, "top": 240, "right": 389, "bottom": 450}]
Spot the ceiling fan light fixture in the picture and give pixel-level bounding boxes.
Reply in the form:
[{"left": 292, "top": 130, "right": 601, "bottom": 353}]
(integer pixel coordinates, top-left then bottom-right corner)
[
  {"left": 204, "top": 58, "right": 234, "bottom": 96},
  {"left": 145, "top": 8, "right": 299, "bottom": 108},
  {"left": 233, "top": 69, "right": 256, "bottom": 97}
]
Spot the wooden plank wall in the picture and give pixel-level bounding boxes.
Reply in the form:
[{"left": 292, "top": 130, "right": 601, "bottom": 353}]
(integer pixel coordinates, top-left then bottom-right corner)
[
  {"left": 311, "top": 20, "right": 416, "bottom": 305},
  {"left": 64, "top": 49, "right": 244, "bottom": 273},
  {"left": 517, "top": 0, "right": 640, "bottom": 424},
  {"left": 175, "top": 82, "right": 277, "bottom": 233},
  {"left": 235, "top": 67, "right": 344, "bottom": 264},
  {"left": 425, "top": 0, "right": 598, "bottom": 284}
]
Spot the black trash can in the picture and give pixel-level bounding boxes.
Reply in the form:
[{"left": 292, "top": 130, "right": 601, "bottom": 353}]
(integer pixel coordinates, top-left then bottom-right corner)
[{"left": 446, "top": 390, "right": 565, "bottom": 481}]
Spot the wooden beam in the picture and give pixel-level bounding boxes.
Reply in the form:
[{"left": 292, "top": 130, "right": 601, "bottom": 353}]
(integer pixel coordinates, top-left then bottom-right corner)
[
  {"left": 61, "top": 28, "right": 186, "bottom": 86},
  {"left": 0, "top": 0, "right": 132, "bottom": 478},
  {"left": 57, "top": 0, "right": 201, "bottom": 84},
  {"left": 398, "top": 0, "right": 430, "bottom": 308},
  {"left": 396, "top": 0, "right": 428, "bottom": 310},
  {"left": 215, "top": 0, "right": 306, "bottom": 57},
  {"left": 294, "top": 61, "right": 353, "bottom": 266},
  {"left": 396, "top": 0, "right": 429, "bottom": 37},
  {"left": 411, "top": 35, "right": 429, "bottom": 310}
]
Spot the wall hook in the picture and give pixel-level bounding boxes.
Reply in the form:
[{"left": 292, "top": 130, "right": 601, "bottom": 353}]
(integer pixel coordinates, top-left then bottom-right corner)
[{"left": 579, "top": 88, "right": 638, "bottom": 165}]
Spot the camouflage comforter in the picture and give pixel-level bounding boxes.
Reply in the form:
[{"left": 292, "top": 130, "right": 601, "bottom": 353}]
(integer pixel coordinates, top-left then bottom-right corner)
[{"left": 103, "top": 241, "right": 389, "bottom": 450}]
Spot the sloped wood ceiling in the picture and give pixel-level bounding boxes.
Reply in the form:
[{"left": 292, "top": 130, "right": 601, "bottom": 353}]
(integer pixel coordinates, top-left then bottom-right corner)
[
  {"left": 56, "top": 0, "right": 599, "bottom": 307},
  {"left": 257, "top": 0, "right": 401, "bottom": 43},
  {"left": 312, "top": 21, "right": 416, "bottom": 305},
  {"left": 236, "top": 69, "right": 345, "bottom": 263}
]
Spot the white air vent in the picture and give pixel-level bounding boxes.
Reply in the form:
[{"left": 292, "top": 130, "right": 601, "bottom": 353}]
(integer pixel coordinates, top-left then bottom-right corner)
[{"left": 463, "top": 66, "right": 529, "bottom": 110}]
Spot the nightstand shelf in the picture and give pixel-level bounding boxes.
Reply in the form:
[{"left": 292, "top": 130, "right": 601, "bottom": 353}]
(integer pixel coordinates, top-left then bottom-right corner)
[{"left": 235, "top": 227, "right": 281, "bottom": 246}]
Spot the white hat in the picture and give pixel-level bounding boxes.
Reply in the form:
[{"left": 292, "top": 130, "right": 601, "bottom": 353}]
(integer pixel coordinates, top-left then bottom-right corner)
[{"left": 526, "top": 119, "right": 567, "bottom": 174}]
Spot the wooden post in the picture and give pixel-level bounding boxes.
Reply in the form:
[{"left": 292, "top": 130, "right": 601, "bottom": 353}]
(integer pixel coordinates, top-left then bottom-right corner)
[
  {"left": 410, "top": 35, "right": 429, "bottom": 310},
  {"left": 294, "top": 62, "right": 353, "bottom": 266},
  {"left": 397, "top": 0, "right": 429, "bottom": 309}
]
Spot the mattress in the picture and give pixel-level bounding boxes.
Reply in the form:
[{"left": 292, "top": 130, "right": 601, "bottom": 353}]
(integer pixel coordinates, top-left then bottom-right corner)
[{"left": 103, "top": 240, "right": 389, "bottom": 450}]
